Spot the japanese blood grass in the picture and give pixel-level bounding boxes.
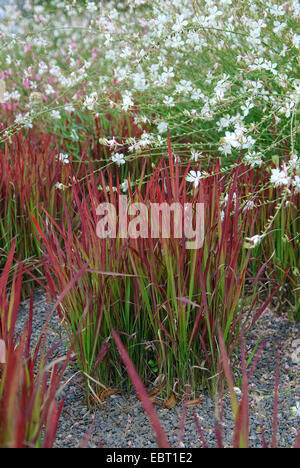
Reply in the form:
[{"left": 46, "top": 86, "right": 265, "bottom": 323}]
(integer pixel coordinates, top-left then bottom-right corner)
[
  {"left": 0, "top": 243, "right": 69, "bottom": 448},
  {"left": 33, "top": 143, "right": 277, "bottom": 400},
  {"left": 252, "top": 182, "right": 300, "bottom": 321},
  {"left": 0, "top": 129, "right": 88, "bottom": 293}
]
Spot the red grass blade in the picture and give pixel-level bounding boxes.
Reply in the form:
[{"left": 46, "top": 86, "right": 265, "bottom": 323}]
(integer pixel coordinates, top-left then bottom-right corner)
[
  {"left": 217, "top": 325, "right": 238, "bottom": 417},
  {"left": 193, "top": 410, "right": 208, "bottom": 448}
]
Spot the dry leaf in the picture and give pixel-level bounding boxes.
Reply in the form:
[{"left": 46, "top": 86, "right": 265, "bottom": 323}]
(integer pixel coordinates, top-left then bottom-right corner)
[
  {"left": 184, "top": 396, "right": 203, "bottom": 408},
  {"left": 98, "top": 388, "right": 119, "bottom": 402},
  {"left": 147, "top": 387, "right": 162, "bottom": 399},
  {"left": 137, "top": 382, "right": 165, "bottom": 402},
  {"left": 0, "top": 80, "right": 5, "bottom": 102},
  {"left": 163, "top": 391, "right": 176, "bottom": 409},
  {"left": 0, "top": 339, "right": 6, "bottom": 364},
  {"left": 153, "top": 401, "right": 164, "bottom": 408}
]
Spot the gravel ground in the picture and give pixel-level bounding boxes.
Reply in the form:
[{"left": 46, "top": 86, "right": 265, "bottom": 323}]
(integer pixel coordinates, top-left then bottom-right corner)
[{"left": 16, "top": 290, "right": 300, "bottom": 448}]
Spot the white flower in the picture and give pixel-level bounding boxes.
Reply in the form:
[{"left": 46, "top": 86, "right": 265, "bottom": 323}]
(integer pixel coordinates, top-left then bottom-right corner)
[
  {"left": 191, "top": 89, "right": 204, "bottom": 101},
  {"left": 163, "top": 96, "right": 175, "bottom": 107},
  {"left": 50, "top": 110, "right": 61, "bottom": 120},
  {"left": 45, "top": 84, "right": 55, "bottom": 95},
  {"left": 200, "top": 104, "right": 213, "bottom": 119},
  {"left": 121, "top": 180, "right": 129, "bottom": 192},
  {"left": 243, "top": 200, "right": 256, "bottom": 211},
  {"left": 216, "top": 114, "right": 232, "bottom": 131},
  {"left": 15, "top": 112, "right": 33, "bottom": 129},
  {"left": 122, "top": 91, "right": 134, "bottom": 111},
  {"left": 106, "top": 137, "right": 119, "bottom": 150},
  {"left": 218, "top": 141, "right": 232, "bottom": 155},
  {"left": 190, "top": 150, "right": 202, "bottom": 162},
  {"left": 288, "top": 154, "right": 299, "bottom": 170},
  {"left": 292, "top": 175, "right": 300, "bottom": 193},
  {"left": 134, "top": 115, "right": 150, "bottom": 125},
  {"left": 112, "top": 153, "right": 126, "bottom": 166},
  {"left": 58, "top": 153, "right": 70, "bottom": 164},
  {"left": 186, "top": 170, "right": 202, "bottom": 188},
  {"left": 244, "top": 151, "right": 263, "bottom": 168},
  {"left": 86, "top": 1, "right": 97, "bottom": 13},
  {"left": 172, "top": 15, "right": 188, "bottom": 33},
  {"left": 157, "top": 121, "right": 168, "bottom": 134},
  {"left": 175, "top": 80, "right": 193, "bottom": 95},
  {"left": 157, "top": 67, "right": 175, "bottom": 85},
  {"left": 270, "top": 168, "right": 290, "bottom": 187},
  {"left": 83, "top": 92, "right": 98, "bottom": 111},
  {"left": 241, "top": 100, "right": 254, "bottom": 116},
  {"left": 55, "top": 182, "right": 67, "bottom": 190},
  {"left": 214, "top": 79, "right": 230, "bottom": 100},
  {"left": 280, "top": 100, "right": 296, "bottom": 118},
  {"left": 293, "top": 80, "right": 300, "bottom": 104},
  {"left": 269, "top": 4, "right": 285, "bottom": 16},
  {"left": 9, "top": 90, "right": 21, "bottom": 101},
  {"left": 132, "top": 72, "right": 148, "bottom": 91},
  {"left": 224, "top": 131, "right": 241, "bottom": 148},
  {"left": 239, "top": 134, "right": 256, "bottom": 150},
  {"left": 64, "top": 104, "right": 75, "bottom": 113},
  {"left": 219, "top": 130, "right": 239, "bottom": 154},
  {"left": 273, "top": 21, "right": 286, "bottom": 35},
  {"left": 292, "top": 33, "right": 300, "bottom": 48},
  {"left": 245, "top": 234, "right": 263, "bottom": 248},
  {"left": 221, "top": 192, "right": 237, "bottom": 209},
  {"left": 205, "top": 72, "right": 213, "bottom": 85},
  {"left": 34, "top": 5, "right": 44, "bottom": 14},
  {"left": 106, "top": 185, "right": 117, "bottom": 193}
]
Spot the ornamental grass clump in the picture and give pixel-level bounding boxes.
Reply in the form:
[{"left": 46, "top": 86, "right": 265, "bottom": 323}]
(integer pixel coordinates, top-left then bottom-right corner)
[
  {"left": 252, "top": 179, "right": 300, "bottom": 319},
  {"left": 0, "top": 129, "right": 89, "bottom": 291},
  {"left": 0, "top": 243, "right": 68, "bottom": 448},
  {"left": 32, "top": 137, "right": 282, "bottom": 400}
]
